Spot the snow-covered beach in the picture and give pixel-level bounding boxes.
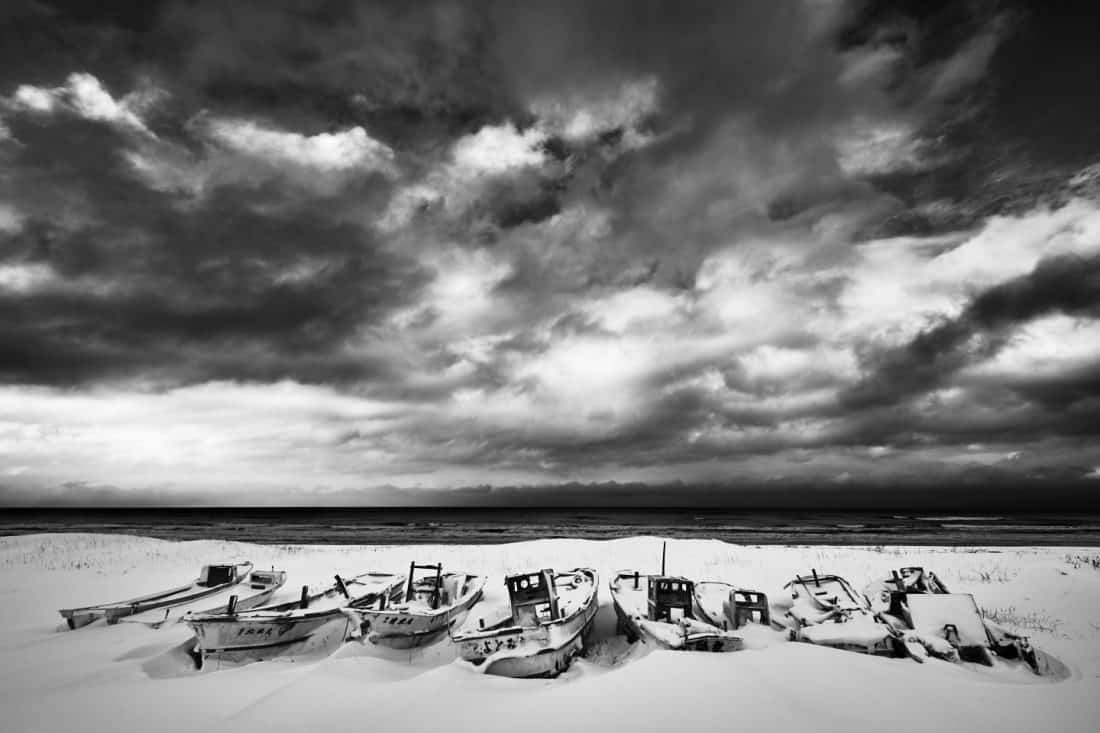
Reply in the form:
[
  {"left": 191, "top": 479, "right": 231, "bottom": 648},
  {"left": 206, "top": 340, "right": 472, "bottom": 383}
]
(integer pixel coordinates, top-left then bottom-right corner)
[{"left": 2, "top": 533, "right": 1099, "bottom": 733}]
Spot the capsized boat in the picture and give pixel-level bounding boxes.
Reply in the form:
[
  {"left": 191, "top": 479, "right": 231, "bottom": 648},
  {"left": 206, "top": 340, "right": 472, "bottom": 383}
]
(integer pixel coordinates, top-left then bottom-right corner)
[
  {"left": 610, "top": 571, "right": 743, "bottom": 651},
  {"left": 867, "top": 567, "right": 1064, "bottom": 675},
  {"left": 773, "top": 569, "right": 906, "bottom": 657},
  {"left": 122, "top": 568, "right": 287, "bottom": 628},
  {"left": 183, "top": 571, "right": 404, "bottom": 668},
  {"left": 452, "top": 568, "right": 598, "bottom": 678},
  {"left": 352, "top": 562, "right": 485, "bottom": 649},
  {"left": 59, "top": 562, "right": 253, "bottom": 629}
]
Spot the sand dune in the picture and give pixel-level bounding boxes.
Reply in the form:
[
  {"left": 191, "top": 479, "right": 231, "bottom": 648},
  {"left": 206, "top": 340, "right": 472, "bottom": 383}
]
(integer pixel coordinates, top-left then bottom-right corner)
[{"left": 1, "top": 533, "right": 1098, "bottom": 732}]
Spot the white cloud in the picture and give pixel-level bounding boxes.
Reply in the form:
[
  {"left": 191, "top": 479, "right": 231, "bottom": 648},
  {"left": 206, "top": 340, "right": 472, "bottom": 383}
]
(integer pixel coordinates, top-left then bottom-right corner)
[
  {"left": 0, "top": 202, "right": 25, "bottom": 234},
  {"left": 451, "top": 122, "right": 547, "bottom": 175},
  {"left": 0, "top": 263, "right": 55, "bottom": 294},
  {"left": 202, "top": 118, "right": 396, "bottom": 175},
  {"left": 6, "top": 73, "right": 155, "bottom": 134},
  {"left": 531, "top": 76, "right": 660, "bottom": 149}
]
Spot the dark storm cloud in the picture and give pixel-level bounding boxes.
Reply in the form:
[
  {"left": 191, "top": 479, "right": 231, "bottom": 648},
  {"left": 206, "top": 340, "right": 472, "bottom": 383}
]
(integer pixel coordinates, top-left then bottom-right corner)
[
  {"left": 0, "top": 107, "right": 425, "bottom": 385},
  {"left": 844, "top": 253, "right": 1100, "bottom": 409}
]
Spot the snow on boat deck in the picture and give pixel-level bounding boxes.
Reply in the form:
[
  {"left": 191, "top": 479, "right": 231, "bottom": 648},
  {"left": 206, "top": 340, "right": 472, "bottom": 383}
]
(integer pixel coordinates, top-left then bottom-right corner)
[{"left": 1, "top": 533, "right": 1098, "bottom": 733}]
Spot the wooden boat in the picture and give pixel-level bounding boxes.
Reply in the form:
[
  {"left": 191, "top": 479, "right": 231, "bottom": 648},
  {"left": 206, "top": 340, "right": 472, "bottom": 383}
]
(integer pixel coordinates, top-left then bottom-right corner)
[
  {"left": 868, "top": 567, "right": 1066, "bottom": 675},
  {"left": 183, "top": 571, "right": 404, "bottom": 668},
  {"left": 773, "top": 570, "right": 904, "bottom": 657},
  {"left": 353, "top": 562, "right": 485, "bottom": 649},
  {"left": 692, "top": 581, "right": 771, "bottom": 632},
  {"left": 452, "top": 568, "right": 598, "bottom": 678},
  {"left": 122, "top": 568, "right": 288, "bottom": 628},
  {"left": 610, "top": 571, "right": 743, "bottom": 651},
  {"left": 59, "top": 562, "right": 253, "bottom": 629}
]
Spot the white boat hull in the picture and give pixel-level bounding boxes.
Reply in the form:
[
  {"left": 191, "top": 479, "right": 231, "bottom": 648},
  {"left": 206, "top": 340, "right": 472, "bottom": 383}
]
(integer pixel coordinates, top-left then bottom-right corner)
[
  {"left": 188, "top": 610, "right": 356, "bottom": 667},
  {"left": 453, "top": 568, "right": 599, "bottom": 678},
  {"left": 358, "top": 586, "right": 483, "bottom": 649}
]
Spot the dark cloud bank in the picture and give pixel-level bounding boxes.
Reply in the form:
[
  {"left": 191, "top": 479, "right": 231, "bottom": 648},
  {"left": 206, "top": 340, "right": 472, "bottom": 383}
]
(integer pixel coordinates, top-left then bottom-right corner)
[{"left": 1, "top": 1, "right": 1099, "bottom": 507}]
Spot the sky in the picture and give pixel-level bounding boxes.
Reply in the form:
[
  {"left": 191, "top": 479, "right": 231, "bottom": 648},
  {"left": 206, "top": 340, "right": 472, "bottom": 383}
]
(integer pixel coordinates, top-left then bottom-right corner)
[{"left": 1, "top": 1, "right": 1099, "bottom": 508}]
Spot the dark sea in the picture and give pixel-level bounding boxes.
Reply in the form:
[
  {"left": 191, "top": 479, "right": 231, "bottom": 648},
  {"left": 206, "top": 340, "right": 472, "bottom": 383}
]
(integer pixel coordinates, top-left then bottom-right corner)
[{"left": 2, "top": 508, "right": 1099, "bottom": 546}]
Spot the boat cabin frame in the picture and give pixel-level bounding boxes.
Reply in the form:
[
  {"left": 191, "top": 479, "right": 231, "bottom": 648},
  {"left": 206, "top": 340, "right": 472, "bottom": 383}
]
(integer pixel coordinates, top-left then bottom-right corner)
[
  {"left": 647, "top": 575, "right": 695, "bottom": 623},
  {"left": 506, "top": 569, "right": 560, "bottom": 625},
  {"left": 405, "top": 562, "right": 445, "bottom": 610}
]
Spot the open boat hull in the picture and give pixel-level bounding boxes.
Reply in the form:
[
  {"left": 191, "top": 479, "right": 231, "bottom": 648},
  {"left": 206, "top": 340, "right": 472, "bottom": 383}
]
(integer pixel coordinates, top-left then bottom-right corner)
[
  {"left": 610, "top": 572, "right": 742, "bottom": 652},
  {"left": 59, "top": 563, "right": 253, "bottom": 629},
  {"left": 123, "top": 570, "right": 287, "bottom": 628},
  {"left": 357, "top": 572, "right": 486, "bottom": 649},
  {"left": 453, "top": 568, "right": 599, "bottom": 678},
  {"left": 184, "top": 572, "right": 404, "bottom": 667}
]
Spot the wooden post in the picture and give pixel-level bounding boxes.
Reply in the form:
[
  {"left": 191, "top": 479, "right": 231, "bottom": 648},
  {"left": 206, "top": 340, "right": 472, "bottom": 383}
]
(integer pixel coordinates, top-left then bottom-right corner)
[
  {"left": 661, "top": 541, "right": 667, "bottom": 576},
  {"left": 406, "top": 562, "right": 417, "bottom": 602},
  {"left": 227, "top": 595, "right": 238, "bottom": 614},
  {"left": 433, "top": 563, "right": 443, "bottom": 610},
  {"left": 299, "top": 585, "right": 309, "bottom": 609},
  {"left": 634, "top": 570, "right": 639, "bottom": 589},
  {"left": 812, "top": 568, "right": 819, "bottom": 587}
]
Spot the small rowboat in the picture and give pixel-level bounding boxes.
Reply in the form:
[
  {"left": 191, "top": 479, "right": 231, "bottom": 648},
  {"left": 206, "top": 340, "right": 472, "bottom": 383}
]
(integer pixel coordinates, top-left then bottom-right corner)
[
  {"left": 183, "top": 571, "right": 404, "bottom": 668},
  {"left": 122, "top": 569, "right": 288, "bottom": 628},
  {"left": 610, "top": 571, "right": 743, "bottom": 652},
  {"left": 59, "top": 562, "right": 253, "bottom": 629},
  {"left": 452, "top": 568, "right": 598, "bottom": 678},
  {"left": 773, "top": 570, "right": 903, "bottom": 657},
  {"left": 353, "top": 562, "right": 485, "bottom": 649}
]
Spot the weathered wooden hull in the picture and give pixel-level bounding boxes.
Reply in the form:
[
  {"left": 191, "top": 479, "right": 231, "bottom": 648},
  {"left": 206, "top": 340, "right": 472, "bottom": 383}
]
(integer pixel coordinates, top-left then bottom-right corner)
[
  {"left": 484, "top": 611, "right": 596, "bottom": 678},
  {"left": 187, "top": 610, "right": 356, "bottom": 667},
  {"left": 454, "top": 568, "right": 599, "bottom": 678},
  {"left": 359, "top": 586, "right": 484, "bottom": 649},
  {"left": 611, "top": 594, "right": 741, "bottom": 652},
  {"left": 59, "top": 562, "right": 253, "bottom": 629}
]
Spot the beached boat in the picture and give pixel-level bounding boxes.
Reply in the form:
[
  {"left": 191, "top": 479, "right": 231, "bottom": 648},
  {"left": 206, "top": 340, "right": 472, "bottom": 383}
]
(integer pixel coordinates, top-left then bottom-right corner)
[
  {"left": 610, "top": 571, "right": 744, "bottom": 651},
  {"left": 693, "top": 581, "right": 771, "bottom": 632},
  {"left": 868, "top": 567, "right": 1065, "bottom": 675},
  {"left": 353, "top": 562, "right": 485, "bottom": 648},
  {"left": 452, "top": 568, "right": 598, "bottom": 678},
  {"left": 121, "top": 568, "right": 287, "bottom": 628},
  {"left": 183, "top": 571, "right": 404, "bottom": 668},
  {"left": 773, "top": 570, "right": 905, "bottom": 657},
  {"left": 59, "top": 562, "right": 253, "bottom": 629}
]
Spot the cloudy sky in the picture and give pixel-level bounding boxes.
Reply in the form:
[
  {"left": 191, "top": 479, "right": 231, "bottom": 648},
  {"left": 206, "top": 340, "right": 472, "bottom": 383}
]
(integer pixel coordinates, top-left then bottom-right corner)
[{"left": 1, "top": 1, "right": 1099, "bottom": 507}]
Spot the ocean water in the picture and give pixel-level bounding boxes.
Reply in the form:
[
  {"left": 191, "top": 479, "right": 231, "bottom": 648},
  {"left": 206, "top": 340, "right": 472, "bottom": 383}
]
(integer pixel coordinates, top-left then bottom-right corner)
[{"left": 2, "top": 508, "right": 1099, "bottom": 546}]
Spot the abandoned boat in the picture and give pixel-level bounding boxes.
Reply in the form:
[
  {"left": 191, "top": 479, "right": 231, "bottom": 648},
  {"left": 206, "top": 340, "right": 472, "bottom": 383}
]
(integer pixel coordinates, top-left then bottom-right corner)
[
  {"left": 867, "top": 567, "right": 1064, "bottom": 675},
  {"left": 59, "top": 562, "right": 253, "bottom": 629},
  {"left": 693, "top": 581, "right": 772, "bottom": 633},
  {"left": 773, "top": 570, "right": 906, "bottom": 657},
  {"left": 452, "top": 568, "right": 598, "bottom": 678},
  {"left": 610, "top": 571, "right": 744, "bottom": 651},
  {"left": 122, "top": 568, "right": 287, "bottom": 628},
  {"left": 353, "top": 562, "right": 485, "bottom": 648},
  {"left": 183, "top": 571, "right": 404, "bottom": 668}
]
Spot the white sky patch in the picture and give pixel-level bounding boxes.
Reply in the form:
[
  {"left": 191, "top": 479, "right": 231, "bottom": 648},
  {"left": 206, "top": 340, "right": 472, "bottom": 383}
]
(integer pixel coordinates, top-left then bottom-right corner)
[
  {"left": 203, "top": 118, "right": 396, "bottom": 175},
  {"left": 1085, "top": 467, "right": 1100, "bottom": 480},
  {"left": 583, "top": 285, "right": 686, "bottom": 333},
  {"left": 0, "top": 263, "right": 55, "bottom": 294},
  {"left": 0, "top": 382, "right": 413, "bottom": 492},
  {"left": 966, "top": 316, "right": 1100, "bottom": 380},
  {"left": 451, "top": 122, "right": 546, "bottom": 175},
  {"left": 0, "top": 202, "right": 25, "bottom": 234},
  {"left": 531, "top": 76, "right": 660, "bottom": 149},
  {"left": 393, "top": 247, "right": 514, "bottom": 336},
  {"left": 7, "top": 73, "right": 155, "bottom": 135},
  {"left": 836, "top": 120, "right": 933, "bottom": 177}
]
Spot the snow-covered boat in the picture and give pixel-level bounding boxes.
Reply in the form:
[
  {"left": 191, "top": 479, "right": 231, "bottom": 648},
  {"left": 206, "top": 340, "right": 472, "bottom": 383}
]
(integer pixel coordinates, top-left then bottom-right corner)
[
  {"left": 452, "top": 568, "right": 598, "bottom": 678},
  {"left": 773, "top": 570, "right": 904, "bottom": 657},
  {"left": 868, "top": 567, "right": 1065, "bottom": 675},
  {"left": 122, "top": 568, "right": 287, "bottom": 628},
  {"left": 183, "top": 571, "right": 404, "bottom": 668},
  {"left": 353, "top": 562, "right": 485, "bottom": 648},
  {"left": 693, "top": 581, "right": 771, "bottom": 632},
  {"left": 59, "top": 562, "right": 253, "bottom": 629},
  {"left": 610, "top": 571, "right": 743, "bottom": 651}
]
